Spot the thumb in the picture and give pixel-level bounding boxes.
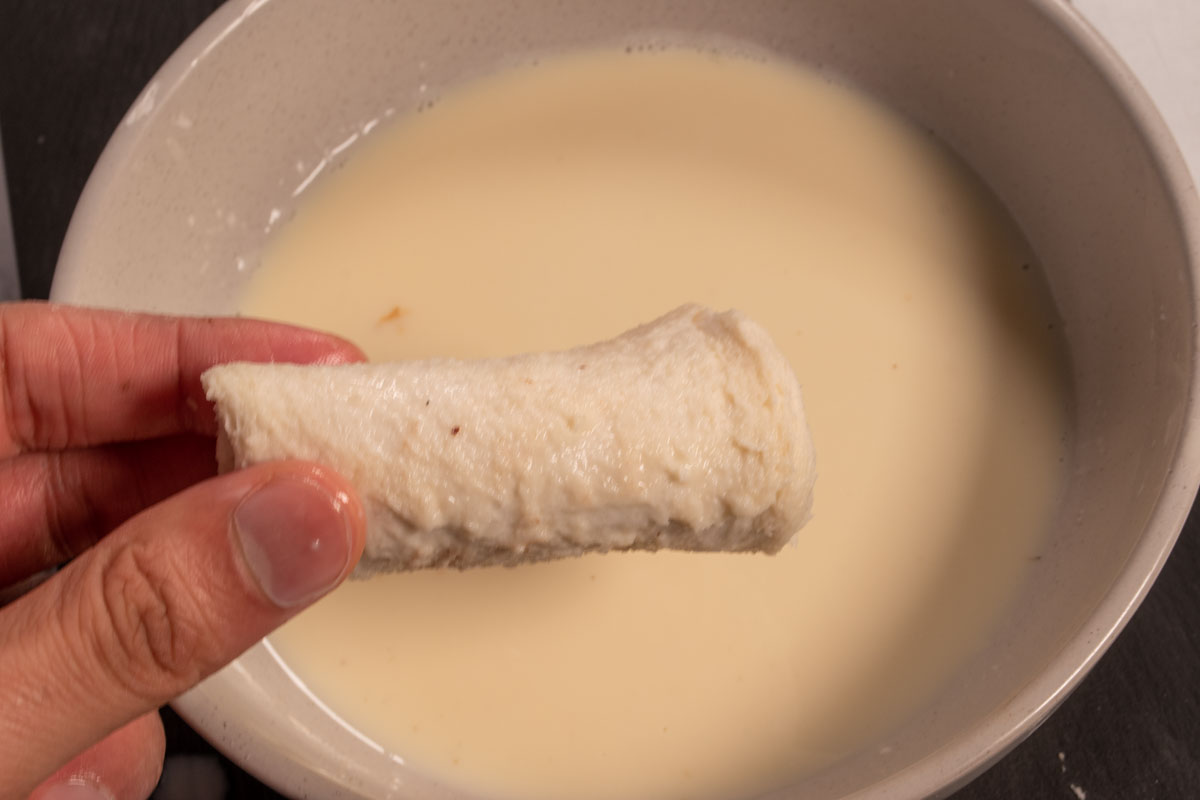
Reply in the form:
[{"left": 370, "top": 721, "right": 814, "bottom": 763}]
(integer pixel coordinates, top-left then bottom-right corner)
[{"left": 0, "top": 461, "right": 365, "bottom": 797}]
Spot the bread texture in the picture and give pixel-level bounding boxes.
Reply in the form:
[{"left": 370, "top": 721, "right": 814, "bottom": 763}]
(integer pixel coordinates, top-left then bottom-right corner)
[{"left": 202, "top": 305, "right": 816, "bottom": 575}]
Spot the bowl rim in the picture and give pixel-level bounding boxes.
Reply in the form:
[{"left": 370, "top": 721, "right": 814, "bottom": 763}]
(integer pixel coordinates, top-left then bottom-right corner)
[
  {"left": 51, "top": 1, "right": 1200, "bottom": 798},
  {"left": 55, "top": 0, "right": 271, "bottom": 302},
  {"left": 844, "top": 2, "right": 1200, "bottom": 797}
]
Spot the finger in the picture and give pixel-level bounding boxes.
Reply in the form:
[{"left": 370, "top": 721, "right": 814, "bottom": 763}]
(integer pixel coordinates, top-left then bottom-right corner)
[
  {"left": 0, "top": 302, "right": 365, "bottom": 457},
  {"left": 28, "top": 713, "right": 165, "bottom": 800},
  {"left": 0, "top": 461, "right": 365, "bottom": 796},
  {"left": 0, "top": 436, "right": 216, "bottom": 587}
]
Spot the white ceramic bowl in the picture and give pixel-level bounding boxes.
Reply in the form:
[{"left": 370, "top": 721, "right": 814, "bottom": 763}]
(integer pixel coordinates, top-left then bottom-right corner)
[{"left": 53, "top": 1, "right": 1200, "bottom": 798}]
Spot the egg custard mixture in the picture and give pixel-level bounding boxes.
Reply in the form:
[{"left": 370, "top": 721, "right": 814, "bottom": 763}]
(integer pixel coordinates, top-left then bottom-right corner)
[{"left": 240, "top": 49, "right": 1068, "bottom": 800}]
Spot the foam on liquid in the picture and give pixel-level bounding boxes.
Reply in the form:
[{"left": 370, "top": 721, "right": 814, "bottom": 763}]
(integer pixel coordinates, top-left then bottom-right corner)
[{"left": 240, "top": 50, "right": 1068, "bottom": 800}]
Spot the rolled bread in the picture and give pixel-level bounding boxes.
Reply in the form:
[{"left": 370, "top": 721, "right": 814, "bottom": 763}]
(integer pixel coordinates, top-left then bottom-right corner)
[{"left": 202, "top": 305, "right": 816, "bottom": 575}]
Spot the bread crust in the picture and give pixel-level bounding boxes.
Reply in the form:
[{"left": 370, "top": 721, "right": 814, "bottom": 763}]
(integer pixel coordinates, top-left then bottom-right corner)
[{"left": 203, "top": 305, "right": 816, "bottom": 575}]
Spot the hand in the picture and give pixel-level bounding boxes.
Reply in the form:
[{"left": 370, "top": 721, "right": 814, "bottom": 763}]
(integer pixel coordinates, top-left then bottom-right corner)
[{"left": 0, "top": 303, "right": 368, "bottom": 800}]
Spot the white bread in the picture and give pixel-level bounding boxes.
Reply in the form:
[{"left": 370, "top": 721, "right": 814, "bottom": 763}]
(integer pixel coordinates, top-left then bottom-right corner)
[{"left": 202, "top": 305, "right": 816, "bottom": 574}]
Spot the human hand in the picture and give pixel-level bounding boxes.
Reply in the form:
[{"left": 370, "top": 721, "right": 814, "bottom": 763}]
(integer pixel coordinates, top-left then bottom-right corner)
[{"left": 0, "top": 303, "right": 368, "bottom": 800}]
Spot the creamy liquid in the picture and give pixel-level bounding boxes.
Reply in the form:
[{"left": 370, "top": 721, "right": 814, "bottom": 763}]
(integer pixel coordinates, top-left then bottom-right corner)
[{"left": 243, "top": 50, "right": 1068, "bottom": 800}]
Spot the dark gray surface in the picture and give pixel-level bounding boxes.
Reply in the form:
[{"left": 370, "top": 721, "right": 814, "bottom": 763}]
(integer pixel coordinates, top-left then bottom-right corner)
[
  {"left": 1, "top": 1, "right": 1196, "bottom": 797},
  {"left": 0, "top": 122, "right": 18, "bottom": 301}
]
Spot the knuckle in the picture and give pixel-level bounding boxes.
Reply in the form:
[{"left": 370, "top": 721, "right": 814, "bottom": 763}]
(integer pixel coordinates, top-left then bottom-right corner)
[
  {"left": 1, "top": 309, "right": 85, "bottom": 451},
  {"left": 86, "top": 543, "right": 210, "bottom": 700},
  {"left": 40, "top": 452, "right": 100, "bottom": 562},
  {"left": 0, "top": 308, "right": 27, "bottom": 456}
]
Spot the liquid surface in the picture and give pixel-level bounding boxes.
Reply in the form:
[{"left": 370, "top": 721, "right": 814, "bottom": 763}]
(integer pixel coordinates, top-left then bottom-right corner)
[{"left": 244, "top": 50, "right": 1068, "bottom": 800}]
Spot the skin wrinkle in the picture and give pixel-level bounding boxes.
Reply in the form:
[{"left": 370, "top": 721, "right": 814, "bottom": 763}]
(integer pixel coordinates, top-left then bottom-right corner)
[
  {"left": 6, "top": 309, "right": 75, "bottom": 453},
  {"left": 0, "top": 304, "right": 368, "bottom": 797},
  {"left": 33, "top": 311, "right": 78, "bottom": 452},
  {"left": 0, "top": 304, "right": 367, "bottom": 457},
  {"left": 0, "top": 310, "right": 17, "bottom": 459},
  {"left": 0, "top": 466, "right": 347, "bottom": 797},
  {"left": 53, "top": 579, "right": 95, "bottom": 710},
  {"left": 0, "top": 473, "right": 34, "bottom": 582},
  {"left": 92, "top": 542, "right": 204, "bottom": 706},
  {"left": 40, "top": 452, "right": 77, "bottom": 567},
  {"left": 66, "top": 312, "right": 101, "bottom": 453},
  {"left": 0, "top": 438, "right": 218, "bottom": 586},
  {"left": 0, "top": 309, "right": 33, "bottom": 458},
  {"left": 0, "top": 573, "right": 118, "bottom": 770},
  {"left": 0, "top": 304, "right": 365, "bottom": 584},
  {"left": 0, "top": 457, "right": 47, "bottom": 537},
  {"left": 60, "top": 452, "right": 113, "bottom": 556},
  {"left": 2, "top": 578, "right": 80, "bottom": 714}
]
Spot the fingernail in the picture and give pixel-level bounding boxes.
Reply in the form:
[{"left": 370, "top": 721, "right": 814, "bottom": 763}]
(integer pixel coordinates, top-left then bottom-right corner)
[
  {"left": 233, "top": 476, "right": 354, "bottom": 608},
  {"left": 40, "top": 779, "right": 111, "bottom": 800}
]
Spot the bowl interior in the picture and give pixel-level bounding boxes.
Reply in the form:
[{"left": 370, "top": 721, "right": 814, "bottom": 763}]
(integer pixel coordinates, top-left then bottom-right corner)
[{"left": 53, "top": 1, "right": 1199, "bottom": 798}]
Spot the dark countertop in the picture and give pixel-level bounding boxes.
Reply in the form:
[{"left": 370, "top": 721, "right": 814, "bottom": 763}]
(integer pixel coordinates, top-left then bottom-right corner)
[{"left": 2, "top": 2, "right": 1197, "bottom": 798}]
